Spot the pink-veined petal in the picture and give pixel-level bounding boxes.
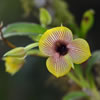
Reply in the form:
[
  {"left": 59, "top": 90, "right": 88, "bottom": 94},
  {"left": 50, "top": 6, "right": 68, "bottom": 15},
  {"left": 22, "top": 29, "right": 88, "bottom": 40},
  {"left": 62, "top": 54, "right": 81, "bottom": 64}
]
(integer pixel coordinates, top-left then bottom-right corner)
[
  {"left": 39, "top": 26, "right": 73, "bottom": 56},
  {"left": 67, "top": 38, "right": 91, "bottom": 64},
  {"left": 46, "top": 54, "right": 73, "bottom": 78}
]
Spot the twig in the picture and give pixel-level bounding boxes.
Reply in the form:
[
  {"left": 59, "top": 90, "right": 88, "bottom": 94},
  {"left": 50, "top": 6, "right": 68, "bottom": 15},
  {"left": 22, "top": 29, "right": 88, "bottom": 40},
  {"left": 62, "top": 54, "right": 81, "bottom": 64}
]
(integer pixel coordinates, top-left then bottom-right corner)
[{"left": 0, "top": 22, "right": 16, "bottom": 48}]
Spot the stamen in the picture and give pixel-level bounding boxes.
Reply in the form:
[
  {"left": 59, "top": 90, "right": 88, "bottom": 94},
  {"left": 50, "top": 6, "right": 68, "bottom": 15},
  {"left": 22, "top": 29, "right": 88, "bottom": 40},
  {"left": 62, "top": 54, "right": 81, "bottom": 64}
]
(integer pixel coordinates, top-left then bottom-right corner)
[{"left": 55, "top": 41, "right": 68, "bottom": 56}]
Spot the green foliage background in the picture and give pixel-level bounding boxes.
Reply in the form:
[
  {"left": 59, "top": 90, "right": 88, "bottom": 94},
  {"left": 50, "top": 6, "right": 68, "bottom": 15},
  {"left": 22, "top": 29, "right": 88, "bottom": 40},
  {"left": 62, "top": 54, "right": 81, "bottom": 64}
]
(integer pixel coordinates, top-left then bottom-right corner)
[{"left": 0, "top": 0, "right": 99, "bottom": 100}]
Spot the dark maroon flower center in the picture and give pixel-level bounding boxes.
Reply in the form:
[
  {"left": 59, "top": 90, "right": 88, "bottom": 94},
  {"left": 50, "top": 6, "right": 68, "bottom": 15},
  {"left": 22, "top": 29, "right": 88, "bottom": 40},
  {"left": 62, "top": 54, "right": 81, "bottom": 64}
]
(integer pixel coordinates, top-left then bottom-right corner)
[{"left": 55, "top": 41, "right": 68, "bottom": 56}]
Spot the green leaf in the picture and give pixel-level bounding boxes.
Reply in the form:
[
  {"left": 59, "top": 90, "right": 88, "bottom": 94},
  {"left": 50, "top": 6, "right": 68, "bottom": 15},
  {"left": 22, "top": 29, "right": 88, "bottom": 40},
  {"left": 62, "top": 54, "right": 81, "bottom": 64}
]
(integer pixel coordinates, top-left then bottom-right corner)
[
  {"left": 80, "top": 9, "right": 95, "bottom": 38},
  {"left": 86, "top": 51, "right": 100, "bottom": 88},
  {"left": 40, "top": 8, "right": 52, "bottom": 27},
  {"left": 63, "top": 91, "right": 87, "bottom": 100},
  {"left": 2, "top": 22, "right": 47, "bottom": 41},
  {"left": 86, "top": 51, "right": 100, "bottom": 76}
]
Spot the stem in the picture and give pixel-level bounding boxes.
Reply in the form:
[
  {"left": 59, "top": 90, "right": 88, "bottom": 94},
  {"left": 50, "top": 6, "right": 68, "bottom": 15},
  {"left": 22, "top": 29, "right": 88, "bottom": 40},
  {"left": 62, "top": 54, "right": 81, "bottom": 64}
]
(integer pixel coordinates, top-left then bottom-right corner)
[
  {"left": 68, "top": 72, "right": 82, "bottom": 87},
  {"left": 68, "top": 72, "right": 90, "bottom": 89},
  {"left": 0, "top": 23, "right": 16, "bottom": 48},
  {"left": 24, "top": 43, "right": 39, "bottom": 52},
  {"left": 90, "top": 87, "right": 100, "bottom": 100},
  {"left": 68, "top": 71, "right": 100, "bottom": 100},
  {"left": 27, "top": 49, "right": 47, "bottom": 57}
]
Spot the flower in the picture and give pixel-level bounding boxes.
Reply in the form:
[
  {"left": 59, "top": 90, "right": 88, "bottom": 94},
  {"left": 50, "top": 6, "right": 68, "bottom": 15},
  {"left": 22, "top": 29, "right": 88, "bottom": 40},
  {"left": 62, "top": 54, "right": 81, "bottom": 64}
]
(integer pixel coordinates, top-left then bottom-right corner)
[
  {"left": 3, "top": 43, "right": 39, "bottom": 75},
  {"left": 4, "top": 57, "right": 25, "bottom": 75},
  {"left": 39, "top": 26, "right": 91, "bottom": 78},
  {"left": 3, "top": 47, "right": 26, "bottom": 75}
]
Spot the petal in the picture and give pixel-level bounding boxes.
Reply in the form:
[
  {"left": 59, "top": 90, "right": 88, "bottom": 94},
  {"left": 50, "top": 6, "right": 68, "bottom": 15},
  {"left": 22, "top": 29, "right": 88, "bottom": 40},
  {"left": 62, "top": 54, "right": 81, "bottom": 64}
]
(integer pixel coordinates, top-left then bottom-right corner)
[
  {"left": 4, "top": 57, "right": 24, "bottom": 75},
  {"left": 46, "top": 54, "right": 73, "bottom": 78},
  {"left": 39, "top": 26, "right": 73, "bottom": 56},
  {"left": 67, "top": 38, "right": 91, "bottom": 64}
]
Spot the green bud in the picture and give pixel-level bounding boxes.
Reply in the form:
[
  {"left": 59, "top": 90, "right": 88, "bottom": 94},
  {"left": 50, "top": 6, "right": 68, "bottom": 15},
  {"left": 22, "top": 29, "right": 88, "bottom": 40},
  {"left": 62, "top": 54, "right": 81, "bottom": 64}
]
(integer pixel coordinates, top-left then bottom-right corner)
[
  {"left": 3, "top": 43, "right": 39, "bottom": 75},
  {"left": 40, "top": 8, "right": 52, "bottom": 27},
  {"left": 3, "top": 47, "right": 26, "bottom": 58},
  {"left": 80, "top": 9, "right": 95, "bottom": 38}
]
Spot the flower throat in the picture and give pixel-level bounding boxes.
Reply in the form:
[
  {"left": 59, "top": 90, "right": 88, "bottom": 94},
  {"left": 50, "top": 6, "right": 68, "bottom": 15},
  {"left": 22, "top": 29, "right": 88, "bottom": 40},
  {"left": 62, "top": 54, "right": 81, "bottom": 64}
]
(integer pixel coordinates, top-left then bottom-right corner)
[{"left": 55, "top": 41, "right": 68, "bottom": 56}]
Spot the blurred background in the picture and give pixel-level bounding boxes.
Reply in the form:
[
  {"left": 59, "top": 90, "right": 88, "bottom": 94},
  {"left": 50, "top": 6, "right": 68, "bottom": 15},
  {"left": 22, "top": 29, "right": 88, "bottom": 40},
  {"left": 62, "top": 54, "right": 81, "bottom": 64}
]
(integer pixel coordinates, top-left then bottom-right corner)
[{"left": 0, "top": 0, "right": 100, "bottom": 100}]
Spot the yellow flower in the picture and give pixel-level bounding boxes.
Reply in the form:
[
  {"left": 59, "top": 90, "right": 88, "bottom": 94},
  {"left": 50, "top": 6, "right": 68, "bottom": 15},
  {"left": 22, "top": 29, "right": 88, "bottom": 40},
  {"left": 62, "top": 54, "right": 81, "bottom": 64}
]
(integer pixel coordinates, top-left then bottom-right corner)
[
  {"left": 4, "top": 57, "right": 24, "bottom": 75},
  {"left": 39, "top": 26, "right": 91, "bottom": 78},
  {"left": 3, "top": 43, "right": 39, "bottom": 75},
  {"left": 3, "top": 47, "right": 26, "bottom": 75}
]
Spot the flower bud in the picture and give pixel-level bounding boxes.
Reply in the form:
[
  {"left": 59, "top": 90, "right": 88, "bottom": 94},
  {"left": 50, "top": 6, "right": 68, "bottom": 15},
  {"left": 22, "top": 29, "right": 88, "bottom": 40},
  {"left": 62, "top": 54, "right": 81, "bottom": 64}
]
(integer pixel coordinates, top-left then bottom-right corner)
[
  {"left": 3, "top": 57, "right": 24, "bottom": 75},
  {"left": 3, "top": 47, "right": 26, "bottom": 75},
  {"left": 4, "top": 47, "right": 26, "bottom": 58}
]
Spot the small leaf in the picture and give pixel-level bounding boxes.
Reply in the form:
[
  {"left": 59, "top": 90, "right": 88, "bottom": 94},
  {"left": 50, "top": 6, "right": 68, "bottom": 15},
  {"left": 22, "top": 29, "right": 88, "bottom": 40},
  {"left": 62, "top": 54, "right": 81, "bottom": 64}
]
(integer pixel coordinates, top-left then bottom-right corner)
[
  {"left": 63, "top": 91, "right": 87, "bottom": 100},
  {"left": 80, "top": 9, "right": 95, "bottom": 38},
  {"left": 40, "top": 8, "right": 52, "bottom": 27},
  {"left": 85, "top": 51, "right": 100, "bottom": 88},
  {"left": 2, "top": 22, "right": 47, "bottom": 41},
  {"left": 86, "top": 51, "right": 100, "bottom": 82},
  {"left": 86, "top": 51, "right": 100, "bottom": 75}
]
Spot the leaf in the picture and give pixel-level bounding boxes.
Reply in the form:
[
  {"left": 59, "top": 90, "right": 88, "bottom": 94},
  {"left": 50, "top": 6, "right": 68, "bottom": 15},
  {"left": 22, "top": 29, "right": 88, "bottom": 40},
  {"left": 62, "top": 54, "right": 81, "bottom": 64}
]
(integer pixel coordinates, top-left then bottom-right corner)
[
  {"left": 63, "top": 91, "right": 87, "bottom": 100},
  {"left": 2, "top": 22, "right": 47, "bottom": 41},
  {"left": 80, "top": 9, "right": 95, "bottom": 38},
  {"left": 40, "top": 8, "right": 52, "bottom": 27},
  {"left": 86, "top": 51, "right": 100, "bottom": 75},
  {"left": 86, "top": 51, "right": 100, "bottom": 85}
]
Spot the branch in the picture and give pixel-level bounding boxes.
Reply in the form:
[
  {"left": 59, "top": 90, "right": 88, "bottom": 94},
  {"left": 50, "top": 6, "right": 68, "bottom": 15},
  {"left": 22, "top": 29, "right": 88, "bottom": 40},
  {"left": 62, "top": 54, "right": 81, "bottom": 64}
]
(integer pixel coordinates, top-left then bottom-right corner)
[{"left": 0, "top": 22, "right": 16, "bottom": 48}]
